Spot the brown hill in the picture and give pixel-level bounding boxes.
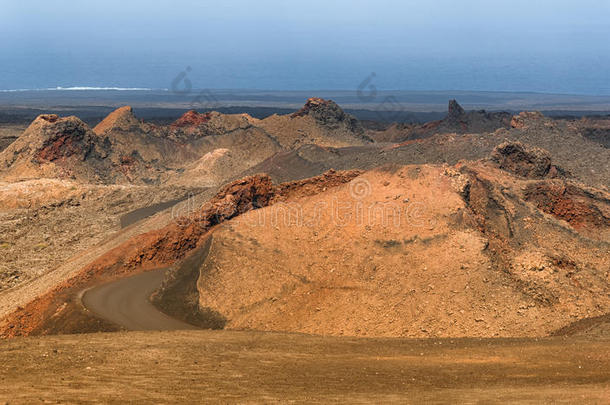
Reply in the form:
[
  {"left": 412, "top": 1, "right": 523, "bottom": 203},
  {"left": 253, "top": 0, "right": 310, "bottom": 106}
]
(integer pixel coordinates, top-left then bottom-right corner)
[
  {"left": 1, "top": 144, "right": 608, "bottom": 339},
  {"left": 171, "top": 147, "right": 609, "bottom": 338},
  {"left": 1, "top": 107, "right": 282, "bottom": 186},
  {"left": 2, "top": 102, "right": 609, "bottom": 340},
  {"left": 254, "top": 98, "right": 373, "bottom": 148},
  {"left": 93, "top": 107, "right": 281, "bottom": 185},
  {"left": 0, "top": 110, "right": 179, "bottom": 184},
  {"left": 0, "top": 114, "right": 115, "bottom": 182},
  {"left": 93, "top": 105, "right": 144, "bottom": 134}
]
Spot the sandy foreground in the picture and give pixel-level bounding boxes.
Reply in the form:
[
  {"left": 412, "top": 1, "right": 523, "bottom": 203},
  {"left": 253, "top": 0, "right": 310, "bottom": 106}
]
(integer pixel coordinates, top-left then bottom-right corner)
[{"left": 0, "top": 330, "right": 608, "bottom": 403}]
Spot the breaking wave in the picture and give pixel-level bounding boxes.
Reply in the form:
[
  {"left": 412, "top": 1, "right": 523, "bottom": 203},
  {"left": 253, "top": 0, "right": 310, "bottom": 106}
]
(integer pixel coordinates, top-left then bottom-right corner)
[{"left": 0, "top": 86, "right": 162, "bottom": 92}]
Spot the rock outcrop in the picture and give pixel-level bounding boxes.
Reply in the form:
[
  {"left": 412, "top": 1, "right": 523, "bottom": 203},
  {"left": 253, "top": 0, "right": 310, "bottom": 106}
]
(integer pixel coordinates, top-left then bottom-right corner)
[
  {"left": 257, "top": 98, "right": 372, "bottom": 148},
  {"left": 491, "top": 141, "right": 556, "bottom": 178},
  {"left": 447, "top": 99, "right": 466, "bottom": 123},
  {"left": 291, "top": 97, "right": 362, "bottom": 130},
  {"left": 291, "top": 97, "right": 363, "bottom": 133},
  {"left": 444, "top": 99, "right": 512, "bottom": 133}
]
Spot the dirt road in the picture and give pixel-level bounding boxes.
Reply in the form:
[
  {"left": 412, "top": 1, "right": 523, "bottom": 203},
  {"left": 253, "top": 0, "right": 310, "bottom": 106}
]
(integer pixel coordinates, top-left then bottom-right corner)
[
  {"left": 0, "top": 197, "right": 182, "bottom": 319},
  {"left": 81, "top": 269, "right": 197, "bottom": 331}
]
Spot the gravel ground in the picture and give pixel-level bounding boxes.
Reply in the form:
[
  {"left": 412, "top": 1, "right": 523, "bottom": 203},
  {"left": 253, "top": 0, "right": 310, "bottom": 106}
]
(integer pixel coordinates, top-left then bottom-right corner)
[{"left": 0, "top": 330, "right": 608, "bottom": 404}]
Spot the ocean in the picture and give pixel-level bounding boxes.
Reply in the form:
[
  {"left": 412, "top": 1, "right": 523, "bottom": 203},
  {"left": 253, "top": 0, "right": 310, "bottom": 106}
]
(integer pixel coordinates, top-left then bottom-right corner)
[{"left": 1, "top": 48, "right": 610, "bottom": 96}]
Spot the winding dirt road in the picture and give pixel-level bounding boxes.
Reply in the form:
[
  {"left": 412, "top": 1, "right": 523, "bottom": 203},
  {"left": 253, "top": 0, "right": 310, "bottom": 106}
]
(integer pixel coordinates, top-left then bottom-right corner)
[{"left": 81, "top": 269, "right": 198, "bottom": 331}]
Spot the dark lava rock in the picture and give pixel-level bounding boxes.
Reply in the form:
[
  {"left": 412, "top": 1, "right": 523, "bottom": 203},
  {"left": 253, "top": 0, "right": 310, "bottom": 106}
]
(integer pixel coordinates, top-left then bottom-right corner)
[
  {"left": 447, "top": 99, "right": 466, "bottom": 123},
  {"left": 491, "top": 141, "right": 554, "bottom": 178},
  {"left": 292, "top": 97, "right": 366, "bottom": 135}
]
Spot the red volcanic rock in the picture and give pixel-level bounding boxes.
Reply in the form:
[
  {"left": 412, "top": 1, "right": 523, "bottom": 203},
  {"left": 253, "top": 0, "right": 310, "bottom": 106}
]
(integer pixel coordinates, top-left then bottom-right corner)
[
  {"left": 36, "top": 132, "right": 81, "bottom": 162},
  {"left": 172, "top": 110, "right": 212, "bottom": 127},
  {"left": 31, "top": 116, "right": 95, "bottom": 163},
  {"left": 524, "top": 182, "right": 610, "bottom": 230},
  {"left": 127, "top": 174, "right": 277, "bottom": 267},
  {"left": 206, "top": 174, "right": 276, "bottom": 219}
]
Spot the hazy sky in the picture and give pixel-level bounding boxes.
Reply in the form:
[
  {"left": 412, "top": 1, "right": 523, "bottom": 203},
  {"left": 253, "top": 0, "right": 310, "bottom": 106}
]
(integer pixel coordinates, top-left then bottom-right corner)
[{"left": 2, "top": 1, "right": 610, "bottom": 93}]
